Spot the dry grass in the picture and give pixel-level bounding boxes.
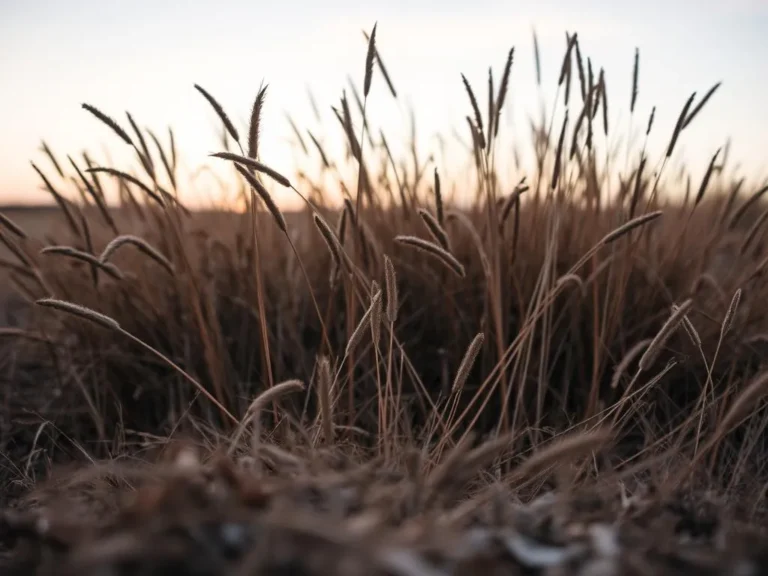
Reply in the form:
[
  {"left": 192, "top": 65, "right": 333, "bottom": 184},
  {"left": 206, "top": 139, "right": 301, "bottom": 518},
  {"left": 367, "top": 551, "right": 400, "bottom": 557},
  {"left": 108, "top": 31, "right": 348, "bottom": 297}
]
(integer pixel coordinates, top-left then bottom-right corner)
[{"left": 2, "top": 23, "right": 768, "bottom": 575}]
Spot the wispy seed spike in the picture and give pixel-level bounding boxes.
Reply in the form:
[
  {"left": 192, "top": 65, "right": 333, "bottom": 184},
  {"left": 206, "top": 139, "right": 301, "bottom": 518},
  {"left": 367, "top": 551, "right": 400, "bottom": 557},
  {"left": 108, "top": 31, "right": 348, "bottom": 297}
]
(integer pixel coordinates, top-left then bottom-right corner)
[
  {"left": 313, "top": 213, "right": 343, "bottom": 270},
  {"left": 570, "top": 101, "right": 588, "bottom": 159},
  {"left": 684, "top": 174, "right": 692, "bottom": 206},
  {"left": 233, "top": 164, "right": 286, "bottom": 233},
  {"left": 682, "top": 82, "right": 721, "bottom": 130},
  {"left": 0, "top": 229, "right": 33, "bottom": 269},
  {"left": 639, "top": 299, "right": 693, "bottom": 371},
  {"left": 100, "top": 234, "right": 174, "bottom": 276},
  {"left": 210, "top": 152, "right": 291, "bottom": 187},
  {"left": 499, "top": 182, "right": 529, "bottom": 230},
  {"left": 36, "top": 298, "right": 120, "bottom": 331},
  {"left": 0, "top": 212, "right": 27, "bottom": 239},
  {"left": 336, "top": 205, "right": 348, "bottom": 245},
  {"left": 466, "top": 117, "right": 482, "bottom": 162},
  {"left": 168, "top": 127, "right": 178, "bottom": 172},
  {"left": 146, "top": 129, "right": 177, "bottom": 191},
  {"left": 452, "top": 333, "right": 484, "bottom": 394},
  {"left": 376, "top": 51, "right": 396, "bottom": 99},
  {"left": 666, "top": 92, "right": 697, "bottom": 158},
  {"left": 363, "top": 29, "right": 397, "bottom": 99},
  {"left": 40, "top": 141, "right": 64, "bottom": 178},
  {"left": 646, "top": 106, "right": 656, "bottom": 136},
  {"left": 487, "top": 67, "right": 495, "bottom": 144},
  {"left": 599, "top": 68, "right": 608, "bottom": 135},
  {"left": 384, "top": 255, "right": 398, "bottom": 324},
  {"left": 513, "top": 429, "right": 612, "bottom": 480},
  {"left": 285, "top": 113, "right": 308, "bottom": 155},
  {"left": 586, "top": 59, "right": 594, "bottom": 149},
  {"left": 418, "top": 208, "right": 451, "bottom": 251},
  {"left": 683, "top": 316, "right": 702, "bottom": 349},
  {"left": 723, "top": 178, "right": 746, "bottom": 226},
  {"left": 363, "top": 23, "right": 377, "bottom": 98},
  {"left": 494, "top": 46, "right": 515, "bottom": 138},
  {"left": 248, "top": 83, "right": 268, "bottom": 161},
  {"left": 631, "top": 48, "right": 639, "bottom": 113},
  {"left": 307, "top": 130, "right": 331, "bottom": 169},
  {"left": 370, "top": 282, "right": 382, "bottom": 348},
  {"left": 740, "top": 208, "right": 768, "bottom": 255},
  {"left": 558, "top": 32, "right": 575, "bottom": 87},
  {"left": 729, "top": 185, "right": 768, "bottom": 229},
  {"left": 592, "top": 74, "right": 602, "bottom": 120},
  {"left": 343, "top": 197, "right": 357, "bottom": 229},
  {"left": 601, "top": 210, "right": 662, "bottom": 245},
  {"left": 307, "top": 87, "right": 322, "bottom": 122},
  {"left": 125, "top": 111, "right": 155, "bottom": 178},
  {"left": 630, "top": 155, "right": 647, "bottom": 218},
  {"left": 81, "top": 104, "right": 133, "bottom": 146},
  {"left": 31, "top": 162, "right": 80, "bottom": 236},
  {"left": 82, "top": 152, "right": 105, "bottom": 198},
  {"left": 563, "top": 36, "right": 573, "bottom": 107},
  {"left": 434, "top": 168, "right": 444, "bottom": 225},
  {"left": 556, "top": 273, "right": 585, "bottom": 297},
  {"left": 346, "top": 291, "right": 381, "bottom": 356},
  {"left": 86, "top": 167, "right": 164, "bottom": 207},
  {"left": 671, "top": 303, "right": 702, "bottom": 349},
  {"left": 245, "top": 380, "right": 304, "bottom": 419},
  {"left": 461, "top": 74, "right": 485, "bottom": 150},
  {"left": 721, "top": 289, "right": 741, "bottom": 337},
  {"left": 395, "top": 235, "right": 465, "bottom": 278},
  {"left": 715, "top": 371, "right": 768, "bottom": 442},
  {"left": 316, "top": 356, "right": 334, "bottom": 444},
  {"left": 552, "top": 111, "right": 569, "bottom": 190},
  {"left": 40, "top": 246, "right": 124, "bottom": 280},
  {"left": 447, "top": 209, "right": 491, "bottom": 278},
  {"left": 347, "top": 76, "right": 367, "bottom": 124},
  {"left": 695, "top": 148, "right": 721, "bottom": 207},
  {"left": 611, "top": 339, "right": 652, "bottom": 389},
  {"left": 340, "top": 93, "right": 362, "bottom": 160},
  {"left": 193, "top": 84, "right": 240, "bottom": 144},
  {"left": 574, "top": 37, "right": 586, "bottom": 102}
]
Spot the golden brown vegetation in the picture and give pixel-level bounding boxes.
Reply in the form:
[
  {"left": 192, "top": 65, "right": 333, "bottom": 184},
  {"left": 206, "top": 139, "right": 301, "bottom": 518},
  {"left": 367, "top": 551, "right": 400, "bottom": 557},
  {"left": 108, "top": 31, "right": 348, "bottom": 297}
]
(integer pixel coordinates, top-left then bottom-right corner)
[{"left": 1, "top": 24, "right": 768, "bottom": 575}]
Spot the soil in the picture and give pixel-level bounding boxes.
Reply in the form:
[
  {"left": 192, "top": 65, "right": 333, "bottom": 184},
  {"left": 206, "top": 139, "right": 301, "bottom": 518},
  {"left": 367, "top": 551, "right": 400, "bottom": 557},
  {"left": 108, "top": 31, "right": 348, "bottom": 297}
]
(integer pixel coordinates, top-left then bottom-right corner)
[{"left": 2, "top": 444, "right": 768, "bottom": 576}]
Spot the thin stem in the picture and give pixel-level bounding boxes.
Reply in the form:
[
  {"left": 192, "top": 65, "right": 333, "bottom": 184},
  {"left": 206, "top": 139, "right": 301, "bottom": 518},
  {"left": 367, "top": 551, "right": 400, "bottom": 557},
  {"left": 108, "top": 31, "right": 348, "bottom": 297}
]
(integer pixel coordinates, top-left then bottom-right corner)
[{"left": 119, "top": 328, "right": 237, "bottom": 424}]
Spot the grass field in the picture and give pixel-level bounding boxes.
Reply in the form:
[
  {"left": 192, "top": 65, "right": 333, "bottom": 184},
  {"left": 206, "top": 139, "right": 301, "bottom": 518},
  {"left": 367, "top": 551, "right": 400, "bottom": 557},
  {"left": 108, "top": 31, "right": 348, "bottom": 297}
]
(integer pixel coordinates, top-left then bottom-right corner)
[{"left": 2, "top": 26, "right": 768, "bottom": 575}]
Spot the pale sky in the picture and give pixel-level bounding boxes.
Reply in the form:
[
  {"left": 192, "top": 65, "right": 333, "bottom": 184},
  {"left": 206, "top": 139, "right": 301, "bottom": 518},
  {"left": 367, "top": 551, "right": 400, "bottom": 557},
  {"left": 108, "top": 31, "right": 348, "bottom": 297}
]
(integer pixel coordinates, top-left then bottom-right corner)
[{"left": 1, "top": 0, "right": 767, "bottom": 208}]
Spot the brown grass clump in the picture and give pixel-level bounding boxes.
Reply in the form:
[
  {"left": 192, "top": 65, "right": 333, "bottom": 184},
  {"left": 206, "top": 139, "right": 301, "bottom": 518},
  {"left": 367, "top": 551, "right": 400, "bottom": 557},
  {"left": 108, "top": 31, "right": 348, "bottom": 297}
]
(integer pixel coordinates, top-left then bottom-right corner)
[{"left": 2, "top": 22, "right": 768, "bottom": 575}]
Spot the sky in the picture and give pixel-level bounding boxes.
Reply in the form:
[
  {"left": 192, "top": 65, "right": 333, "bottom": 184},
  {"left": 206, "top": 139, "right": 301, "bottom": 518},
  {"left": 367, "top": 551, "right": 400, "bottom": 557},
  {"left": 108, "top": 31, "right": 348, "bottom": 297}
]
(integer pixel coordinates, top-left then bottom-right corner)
[{"left": 1, "top": 0, "right": 767, "bottom": 209}]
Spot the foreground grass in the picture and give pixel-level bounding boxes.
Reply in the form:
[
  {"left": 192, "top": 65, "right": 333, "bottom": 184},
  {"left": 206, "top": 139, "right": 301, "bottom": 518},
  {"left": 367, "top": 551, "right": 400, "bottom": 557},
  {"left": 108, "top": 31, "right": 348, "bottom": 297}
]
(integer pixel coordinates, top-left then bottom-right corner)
[{"left": 1, "top": 25, "right": 768, "bottom": 574}]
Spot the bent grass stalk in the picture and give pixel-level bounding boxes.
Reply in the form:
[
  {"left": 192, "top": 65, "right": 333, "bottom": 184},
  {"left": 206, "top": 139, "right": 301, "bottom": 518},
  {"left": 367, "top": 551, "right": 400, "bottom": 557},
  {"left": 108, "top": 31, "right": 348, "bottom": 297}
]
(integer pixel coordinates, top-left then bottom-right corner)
[
  {"left": 228, "top": 379, "right": 304, "bottom": 456},
  {"left": 394, "top": 235, "right": 466, "bottom": 278},
  {"left": 36, "top": 298, "right": 237, "bottom": 424}
]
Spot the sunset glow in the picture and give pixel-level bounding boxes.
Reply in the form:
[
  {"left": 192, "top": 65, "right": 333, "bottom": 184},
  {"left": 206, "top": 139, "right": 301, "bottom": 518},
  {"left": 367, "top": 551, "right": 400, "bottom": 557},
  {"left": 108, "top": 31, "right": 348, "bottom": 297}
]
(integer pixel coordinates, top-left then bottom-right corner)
[{"left": 2, "top": 0, "right": 767, "bottom": 208}]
